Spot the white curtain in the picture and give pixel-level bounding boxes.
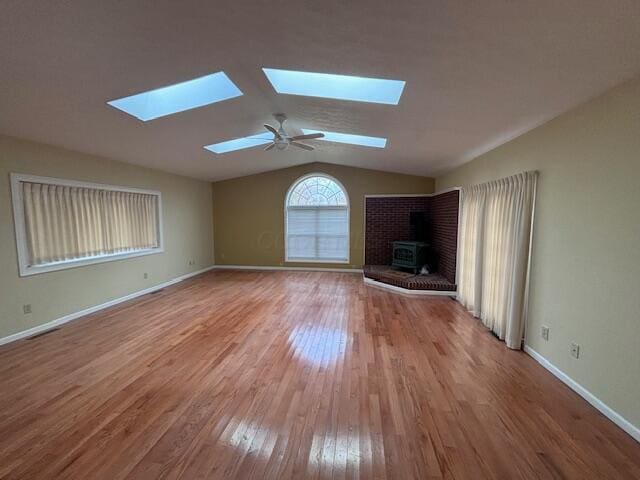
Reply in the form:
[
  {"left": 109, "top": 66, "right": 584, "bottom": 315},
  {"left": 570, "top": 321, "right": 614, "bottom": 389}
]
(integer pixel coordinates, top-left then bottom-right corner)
[
  {"left": 22, "top": 182, "right": 159, "bottom": 266},
  {"left": 457, "top": 171, "right": 537, "bottom": 349}
]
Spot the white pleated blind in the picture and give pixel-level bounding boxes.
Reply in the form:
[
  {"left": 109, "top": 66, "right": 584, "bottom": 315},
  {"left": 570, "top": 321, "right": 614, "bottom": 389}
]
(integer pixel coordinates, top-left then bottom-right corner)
[
  {"left": 13, "top": 175, "right": 161, "bottom": 273},
  {"left": 286, "top": 175, "right": 349, "bottom": 262},
  {"left": 287, "top": 207, "right": 349, "bottom": 261}
]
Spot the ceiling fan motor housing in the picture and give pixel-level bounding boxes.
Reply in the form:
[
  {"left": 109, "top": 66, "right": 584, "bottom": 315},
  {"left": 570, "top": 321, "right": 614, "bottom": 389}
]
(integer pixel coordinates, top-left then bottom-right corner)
[{"left": 275, "top": 137, "right": 289, "bottom": 150}]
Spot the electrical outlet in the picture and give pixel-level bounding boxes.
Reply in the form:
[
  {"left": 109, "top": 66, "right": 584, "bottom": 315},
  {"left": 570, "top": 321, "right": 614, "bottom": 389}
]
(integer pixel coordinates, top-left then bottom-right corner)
[
  {"left": 23, "top": 304, "right": 32, "bottom": 314},
  {"left": 143, "top": 272, "right": 148, "bottom": 279},
  {"left": 570, "top": 342, "right": 580, "bottom": 359},
  {"left": 188, "top": 259, "right": 195, "bottom": 266},
  {"left": 541, "top": 325, "right": 549, "bottom": 341}
]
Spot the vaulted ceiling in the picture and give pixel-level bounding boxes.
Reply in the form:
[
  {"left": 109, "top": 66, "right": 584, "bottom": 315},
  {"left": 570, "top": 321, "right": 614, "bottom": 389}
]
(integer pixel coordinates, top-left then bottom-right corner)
[{"left": 1, "top": 0, "right": 640, "bottom": 181}]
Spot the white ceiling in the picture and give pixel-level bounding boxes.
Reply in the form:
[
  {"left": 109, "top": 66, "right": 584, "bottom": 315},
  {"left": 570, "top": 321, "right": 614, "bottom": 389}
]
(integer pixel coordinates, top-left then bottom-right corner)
[{"left": 1, "top": 1, "right": 639, "bottom": 181}]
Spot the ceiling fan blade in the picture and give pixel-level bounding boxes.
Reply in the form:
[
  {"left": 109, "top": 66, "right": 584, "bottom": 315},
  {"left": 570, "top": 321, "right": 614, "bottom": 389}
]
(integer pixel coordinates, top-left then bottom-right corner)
[
  {"left": 264, "top": 143, "right": 275, "bottom": 151},
  {"left": 263, "top": 124, "right": 281, "bottom": 139},
  {"left": 291, "top": 141, "right": 314, "bottom": 151},
  {"left": 288, "top": 132, "right": 325, "bottom": 141}
]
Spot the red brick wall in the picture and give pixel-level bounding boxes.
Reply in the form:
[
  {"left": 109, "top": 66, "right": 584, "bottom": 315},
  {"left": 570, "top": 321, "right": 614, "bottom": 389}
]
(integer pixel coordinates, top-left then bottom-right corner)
[
  {"left": 364, "top": 191, "right": 459, "bottom": 283},
  {"left": 364, "top": 197, "right": 429, "bottom": 265},
  {"left": 428, "top": 190, "right": 459, "bottom": 283}
]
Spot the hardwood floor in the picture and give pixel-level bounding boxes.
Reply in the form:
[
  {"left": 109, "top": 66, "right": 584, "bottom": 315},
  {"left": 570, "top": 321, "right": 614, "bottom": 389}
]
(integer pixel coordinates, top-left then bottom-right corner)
[{"left": 0, "top": 270, "right": 638, "bottom": 479}]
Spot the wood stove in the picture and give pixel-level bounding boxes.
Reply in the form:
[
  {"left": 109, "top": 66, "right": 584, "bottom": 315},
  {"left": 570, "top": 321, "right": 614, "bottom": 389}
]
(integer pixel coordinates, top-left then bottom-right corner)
[{"left": 392, "top": 241, "right": 429, "bottom": 274}]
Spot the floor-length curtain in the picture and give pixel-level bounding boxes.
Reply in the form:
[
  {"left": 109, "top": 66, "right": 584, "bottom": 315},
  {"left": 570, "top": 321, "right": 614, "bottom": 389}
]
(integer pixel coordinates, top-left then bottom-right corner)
[{"left": 457, "top": 171, "right": 537, "bottom": 349}]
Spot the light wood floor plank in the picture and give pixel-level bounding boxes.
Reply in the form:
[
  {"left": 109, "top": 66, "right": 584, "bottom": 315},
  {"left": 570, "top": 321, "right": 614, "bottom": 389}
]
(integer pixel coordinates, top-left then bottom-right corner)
[{"left": 0, "top": 270, "right": 638, "bottom": 479}]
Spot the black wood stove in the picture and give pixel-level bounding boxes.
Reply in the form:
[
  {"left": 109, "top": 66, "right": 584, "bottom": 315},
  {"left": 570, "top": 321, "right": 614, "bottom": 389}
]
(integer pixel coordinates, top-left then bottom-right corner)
[{"left": 392, "top": 241, "right": 429, "bottom": 274}]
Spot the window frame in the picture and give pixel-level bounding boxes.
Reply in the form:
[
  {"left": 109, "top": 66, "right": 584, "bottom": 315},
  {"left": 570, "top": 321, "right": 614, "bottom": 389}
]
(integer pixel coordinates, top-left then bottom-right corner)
[
  {"left": 10, "top": 173, "right": 164, "bottom": 277},
  {"left": 284, "top": 173, "right": 350, "bottom": 264}
]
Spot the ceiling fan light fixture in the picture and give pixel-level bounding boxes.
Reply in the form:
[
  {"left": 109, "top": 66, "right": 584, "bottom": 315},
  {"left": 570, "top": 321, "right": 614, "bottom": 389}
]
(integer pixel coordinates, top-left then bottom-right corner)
[{"left": 205, "top": 115, "right": 327, "bottom": 155}]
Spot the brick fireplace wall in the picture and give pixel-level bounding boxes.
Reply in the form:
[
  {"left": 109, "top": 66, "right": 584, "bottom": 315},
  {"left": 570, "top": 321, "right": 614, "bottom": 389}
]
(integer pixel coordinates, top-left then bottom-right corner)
[
  {"left": 364, "top": 190, "right": 459, "bottom": 283},
  {"left": 428, "top": 190, "right": 459, "bottom": 283},
  {"left": 364, "top": 196, "right": 429, "bottom": 265}
]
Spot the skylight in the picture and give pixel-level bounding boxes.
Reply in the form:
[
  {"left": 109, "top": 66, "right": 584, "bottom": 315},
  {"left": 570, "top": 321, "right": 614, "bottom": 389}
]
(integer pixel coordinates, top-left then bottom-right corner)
[
  {"left": 204, "top": 133, "right": 273, "bottom": 154},
  {"left": 301, "top": 129, "right": 387, "bottom": 148},
  {"left": 107, "top": 72, "right": 243, "bottom": 121},
  {"left": 262, "top": 68, "right": 406, "bottom": 105}
]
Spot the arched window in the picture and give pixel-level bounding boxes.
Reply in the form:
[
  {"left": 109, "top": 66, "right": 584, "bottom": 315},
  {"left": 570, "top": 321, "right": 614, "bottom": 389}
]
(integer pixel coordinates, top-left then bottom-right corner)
[{"left": 286, "top": 174, "right": 349, "bottom": 263}]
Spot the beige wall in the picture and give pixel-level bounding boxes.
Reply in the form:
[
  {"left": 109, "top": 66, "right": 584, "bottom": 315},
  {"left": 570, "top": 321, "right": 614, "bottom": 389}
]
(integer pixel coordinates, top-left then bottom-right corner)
[
  {"left": 437, "top": 77, "right": 640, "bottom": 429},
  {"left": 0, "top": 135, "right": 214, "bottom": 340},
  {"left": 212, "top": 162, "right": 434, "bottom": 268}
]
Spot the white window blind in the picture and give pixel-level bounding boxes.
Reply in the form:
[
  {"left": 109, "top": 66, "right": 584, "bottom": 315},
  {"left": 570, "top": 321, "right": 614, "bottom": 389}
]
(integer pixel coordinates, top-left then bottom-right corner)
[
  {"left": 11, "top": 174, "right": 163, "bottom": 276},
  {"left": 286, "top": 175, "right": 349, "bottom": 263}
]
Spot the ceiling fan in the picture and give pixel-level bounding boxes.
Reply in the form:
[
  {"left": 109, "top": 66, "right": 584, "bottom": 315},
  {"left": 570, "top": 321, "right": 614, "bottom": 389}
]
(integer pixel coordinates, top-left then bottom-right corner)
[{"left": 262, "top": 113, "right": 324, "bottom": 151}]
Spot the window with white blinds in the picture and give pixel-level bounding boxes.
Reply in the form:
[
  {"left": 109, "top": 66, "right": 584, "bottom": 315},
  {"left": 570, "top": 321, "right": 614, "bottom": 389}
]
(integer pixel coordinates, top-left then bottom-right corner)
[
  {"left": 285, "top": 175, "right": 349, "bottom": 263},
  {"left": 11, "top": 174, "right": 163, "bottom": 276}
]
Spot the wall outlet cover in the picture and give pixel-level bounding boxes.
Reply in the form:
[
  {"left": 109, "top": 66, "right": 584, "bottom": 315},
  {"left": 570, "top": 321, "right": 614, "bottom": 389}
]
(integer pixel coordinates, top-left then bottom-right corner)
[
  {"left": 541, "top": 325, "right": 549, "bottom": 341},
  {"left": 23, "top": 304, "right": 32, "bottom": 314},
  {"left": 570, "top": 342, "right": 580, "bottom": 359}
]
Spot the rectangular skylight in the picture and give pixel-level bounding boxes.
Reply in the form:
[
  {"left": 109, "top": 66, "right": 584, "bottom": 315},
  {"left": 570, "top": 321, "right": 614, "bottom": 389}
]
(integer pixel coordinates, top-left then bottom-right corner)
[
  {"left": 263, "top": 68, "right": 405, "bottom": 105},
  {"left": 204, "top": 133, "right": 273, "bottom": 154},
  {"left": 107, "top": 72, "right": 243, "bottom": 121},
  {"left": 301, "top": 129, "right": 387, "bottom": 148}
]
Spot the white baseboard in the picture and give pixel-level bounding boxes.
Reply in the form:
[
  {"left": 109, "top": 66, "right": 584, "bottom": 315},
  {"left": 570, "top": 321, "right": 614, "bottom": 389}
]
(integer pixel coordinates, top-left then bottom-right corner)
[
  {"left": 524, "top": 345, "right": 639, "bottom": 443},
  {"left": 213, "top": 265, "right": 363, "bottom": 273},
  {"left": 0, "top": 266, "right": 216, "bottom": 347},
  {"left": 363, "top": 276, "right": 457, "bottom": 297}
]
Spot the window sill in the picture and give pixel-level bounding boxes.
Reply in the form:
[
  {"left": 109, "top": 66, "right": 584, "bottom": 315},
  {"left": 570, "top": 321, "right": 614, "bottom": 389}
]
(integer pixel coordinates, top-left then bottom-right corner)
[
  {"left": 285, "top": 258, "right": 350, "bottom": 264},
  {"left": 19, "top": 247, "right": 164, "bottom": 277}
]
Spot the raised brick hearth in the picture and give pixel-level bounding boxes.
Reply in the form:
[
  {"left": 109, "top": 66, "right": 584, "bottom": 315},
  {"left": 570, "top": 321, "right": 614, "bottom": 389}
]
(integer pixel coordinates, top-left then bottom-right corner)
[{"left": 363, "top": 265, "right": 456, "bottom": 291}]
